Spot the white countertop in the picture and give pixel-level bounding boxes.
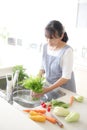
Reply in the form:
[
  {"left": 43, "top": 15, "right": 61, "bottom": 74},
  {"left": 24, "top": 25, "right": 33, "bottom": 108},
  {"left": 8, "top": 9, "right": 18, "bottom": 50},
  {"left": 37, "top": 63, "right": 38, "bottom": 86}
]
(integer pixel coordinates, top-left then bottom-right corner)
[
  {"left": 20, "top": 88, "right": 87, "bottom": 130},
  {"left": 0, "top": 88, "right": 87, "bottom": 130},
  {"left": 34, "top": 95, "right": 87, "bottom": 130},
  {"left": 0, "top": 97, "right": 44, "bottom": 130}
]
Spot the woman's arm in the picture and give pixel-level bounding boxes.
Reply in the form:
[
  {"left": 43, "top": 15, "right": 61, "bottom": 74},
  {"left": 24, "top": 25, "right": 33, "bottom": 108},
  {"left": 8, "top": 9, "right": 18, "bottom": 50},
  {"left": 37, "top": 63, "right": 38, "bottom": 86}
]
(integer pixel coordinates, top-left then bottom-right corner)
[
  {"left": 32, "top": 77, "right": 69, "bottom": 98},
  {"left": 43, "top": 77, "right": 69, "bottom": 93}
]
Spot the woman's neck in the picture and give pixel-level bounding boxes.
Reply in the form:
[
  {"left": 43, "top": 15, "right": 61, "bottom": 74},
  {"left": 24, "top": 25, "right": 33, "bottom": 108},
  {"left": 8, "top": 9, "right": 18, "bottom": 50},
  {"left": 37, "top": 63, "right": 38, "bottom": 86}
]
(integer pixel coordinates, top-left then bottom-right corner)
[{"left": 48, "top": 42, "right": 66, "bottom": 51}]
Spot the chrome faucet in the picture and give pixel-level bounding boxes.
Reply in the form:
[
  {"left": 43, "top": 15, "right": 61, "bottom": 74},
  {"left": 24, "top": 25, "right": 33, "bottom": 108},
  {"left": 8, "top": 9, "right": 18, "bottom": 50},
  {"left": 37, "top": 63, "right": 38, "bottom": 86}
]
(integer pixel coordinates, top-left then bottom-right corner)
[{"left": 6, "top": 70, "right": 19, "bottom": 104}]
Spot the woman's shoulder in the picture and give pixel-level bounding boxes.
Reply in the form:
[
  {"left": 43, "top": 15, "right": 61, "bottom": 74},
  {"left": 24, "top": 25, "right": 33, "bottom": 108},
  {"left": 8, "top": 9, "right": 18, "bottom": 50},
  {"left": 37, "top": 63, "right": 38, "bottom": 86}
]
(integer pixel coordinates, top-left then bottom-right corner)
[
  {"left": 40, "top": 43, "right": 47, "bottom": 53},
  {"left": 43, "top": 43, "right": 47, "bottom": 47},
  {"left": 65, "top": 45, "right": 73, "bottom": 52},
  {"left": 64, "top": 45, "right": 73, "bottom": 57},
  {"left": 42, "top": 43, "right": 47, "bottom": 50}
]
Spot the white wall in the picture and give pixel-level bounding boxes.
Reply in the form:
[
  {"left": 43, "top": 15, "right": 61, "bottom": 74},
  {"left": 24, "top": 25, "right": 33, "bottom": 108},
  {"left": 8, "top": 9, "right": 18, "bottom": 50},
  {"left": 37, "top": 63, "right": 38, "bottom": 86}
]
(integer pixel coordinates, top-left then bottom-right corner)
[
  {"left": 0, "top": 0, "right": 79, "bottom": 75},
  {"left": 0, "top": 0, "right": 78, "bottom": 44}
]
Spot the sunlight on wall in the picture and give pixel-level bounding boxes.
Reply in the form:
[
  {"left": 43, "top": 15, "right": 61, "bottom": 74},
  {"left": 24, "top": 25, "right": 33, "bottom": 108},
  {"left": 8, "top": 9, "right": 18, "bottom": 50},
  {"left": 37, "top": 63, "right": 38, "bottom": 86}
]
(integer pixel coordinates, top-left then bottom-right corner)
[
  {"left": 0, "top": 44, "right": 42, "bottom": 75},
  {"left": 0, "top": 0, "right": 77, "bottom": 44},
  {"left": 0, "top": 0, "right": 78, "bottom": 74}
]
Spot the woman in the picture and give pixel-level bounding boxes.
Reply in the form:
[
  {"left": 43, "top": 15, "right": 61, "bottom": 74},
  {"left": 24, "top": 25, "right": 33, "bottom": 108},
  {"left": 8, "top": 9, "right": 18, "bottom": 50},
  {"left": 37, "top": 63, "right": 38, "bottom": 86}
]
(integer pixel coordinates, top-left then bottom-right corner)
[{"left": 33, "top": 20, "right": 76, "bottom": 98}]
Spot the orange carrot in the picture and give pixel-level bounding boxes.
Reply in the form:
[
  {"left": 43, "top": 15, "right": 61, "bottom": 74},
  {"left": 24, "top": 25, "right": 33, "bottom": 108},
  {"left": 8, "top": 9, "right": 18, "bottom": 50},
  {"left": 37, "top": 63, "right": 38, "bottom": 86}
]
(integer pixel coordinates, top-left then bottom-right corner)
[
  {"left": 44, "top": 115, "right": 57, "bottom": 124},
  {"left": 23, "top": 109, "right": 46, "bottom": 114},
  {"left": 23, "top": 109, "right": 31, "bottom": 113},
  {"left": 69, "top": 96, "right": 74, "bottom": 106}
]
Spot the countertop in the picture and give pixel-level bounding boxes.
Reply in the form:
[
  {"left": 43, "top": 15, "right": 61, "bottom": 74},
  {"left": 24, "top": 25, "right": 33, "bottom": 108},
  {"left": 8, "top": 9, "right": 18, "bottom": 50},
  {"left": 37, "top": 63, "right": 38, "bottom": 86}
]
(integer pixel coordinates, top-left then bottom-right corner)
[
  {"left": 0, "top": 97, "right": 44, "bottom": 130},
  {"left": 0, "top": 88, "right": 87, "bottom": 130},
  {"left": 21, "top": 88, "right": 87, "bottom": 130}
]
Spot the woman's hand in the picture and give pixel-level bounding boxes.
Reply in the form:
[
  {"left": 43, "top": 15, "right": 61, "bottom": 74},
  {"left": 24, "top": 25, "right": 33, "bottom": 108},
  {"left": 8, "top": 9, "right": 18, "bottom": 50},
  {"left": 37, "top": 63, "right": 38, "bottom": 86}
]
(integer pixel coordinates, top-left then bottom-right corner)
[
  {"left": 32, "top": 91, "right": 44, "bottom": 98},
  {"left": 31, "top": 87, "right": 49, "bottom": 98}
]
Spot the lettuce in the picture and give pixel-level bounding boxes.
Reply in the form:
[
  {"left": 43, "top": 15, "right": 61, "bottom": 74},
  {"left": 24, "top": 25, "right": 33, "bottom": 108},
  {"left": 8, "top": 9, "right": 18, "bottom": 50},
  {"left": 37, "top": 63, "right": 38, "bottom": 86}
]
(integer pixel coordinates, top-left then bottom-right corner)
[{"left": 22, "top": 75, "right": 45, "bottom": 93}]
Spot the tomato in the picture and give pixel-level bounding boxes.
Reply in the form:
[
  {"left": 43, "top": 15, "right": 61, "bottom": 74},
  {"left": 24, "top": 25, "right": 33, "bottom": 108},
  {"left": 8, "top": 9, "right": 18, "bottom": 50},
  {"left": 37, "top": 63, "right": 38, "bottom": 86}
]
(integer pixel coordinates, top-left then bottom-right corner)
[
  {"left": 47, "top": 107, "right": 51, "bottom": 112},
  {"left": 42, "top": 103, "right": 47, "bottom": 108},
  {"left": 41, "top": 102, "right": 45, "bottom": 105}
]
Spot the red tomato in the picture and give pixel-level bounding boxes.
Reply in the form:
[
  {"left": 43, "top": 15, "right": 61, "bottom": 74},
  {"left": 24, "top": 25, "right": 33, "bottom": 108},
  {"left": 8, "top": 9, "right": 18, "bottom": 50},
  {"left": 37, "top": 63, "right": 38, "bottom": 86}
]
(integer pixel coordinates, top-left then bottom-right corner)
[
  {"left": 47, "top": 107, "right": 51, "bottom": 112},
  {"left": 42, "top": 103, "right": 47, "bottom": 108},
  {"left": 41, "top": 102, "right": 45, "bottom": 105}
]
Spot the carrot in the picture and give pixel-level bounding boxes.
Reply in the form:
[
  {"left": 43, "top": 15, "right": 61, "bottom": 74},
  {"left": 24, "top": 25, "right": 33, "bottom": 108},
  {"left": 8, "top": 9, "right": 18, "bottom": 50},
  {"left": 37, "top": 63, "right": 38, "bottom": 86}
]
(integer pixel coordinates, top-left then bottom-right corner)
[
  {"left": 23, "top": 109, "right": 31, "bottom": 113},
  {"left": 23, "top": 109, "right": 46, "bottom": 114},
  {"left": 69, "top": 96, "right": 74, "bottom": 106},
  {"left": 44, "top": 115, "right": 57, "bottom": 124}
]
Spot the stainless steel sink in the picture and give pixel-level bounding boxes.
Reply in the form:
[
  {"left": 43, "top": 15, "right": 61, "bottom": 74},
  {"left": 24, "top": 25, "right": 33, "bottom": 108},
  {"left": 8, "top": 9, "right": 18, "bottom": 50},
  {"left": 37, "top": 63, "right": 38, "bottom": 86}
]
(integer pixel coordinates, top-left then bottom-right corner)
[
  {"left": 13, "top": 89, "right": 48, "bottom": 108},
  {"left": 0, "top": 77, "right": 66, "bottom": 108},
  {"left": 13, "top": 89, "right": 66, "bottom": 108}
]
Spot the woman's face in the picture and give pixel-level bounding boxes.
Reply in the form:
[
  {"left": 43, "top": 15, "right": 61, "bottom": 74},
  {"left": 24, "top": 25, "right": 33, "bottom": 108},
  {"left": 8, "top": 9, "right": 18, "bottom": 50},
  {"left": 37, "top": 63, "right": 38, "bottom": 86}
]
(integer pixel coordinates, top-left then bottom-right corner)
[
  {"left": 45, "top": 30, "right": 62, "bottom": 47},
  {"left": 46, "top": 37, "right": 61, "bottom": 47}
]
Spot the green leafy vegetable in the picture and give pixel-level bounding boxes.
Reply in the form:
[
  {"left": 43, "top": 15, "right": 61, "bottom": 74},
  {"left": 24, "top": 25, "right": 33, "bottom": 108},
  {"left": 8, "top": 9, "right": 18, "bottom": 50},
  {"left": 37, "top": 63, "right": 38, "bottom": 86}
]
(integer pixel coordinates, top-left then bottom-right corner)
[
  {"left": 13, "top": 65, "right": 29, "bottom": 85},
  {"left": 22, "top": 75, "right": 45, "bottom": 93},
  {"left": 51, "top": 99, "right": 70, "bottom": 108}
]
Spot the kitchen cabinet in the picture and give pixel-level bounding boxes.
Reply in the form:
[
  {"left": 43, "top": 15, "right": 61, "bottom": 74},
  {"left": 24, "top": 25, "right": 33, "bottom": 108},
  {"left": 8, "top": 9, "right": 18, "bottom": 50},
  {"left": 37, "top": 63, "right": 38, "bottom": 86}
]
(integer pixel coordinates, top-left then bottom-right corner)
[{"left": 76, "top": 0, "right": 87, "bottom": 27}]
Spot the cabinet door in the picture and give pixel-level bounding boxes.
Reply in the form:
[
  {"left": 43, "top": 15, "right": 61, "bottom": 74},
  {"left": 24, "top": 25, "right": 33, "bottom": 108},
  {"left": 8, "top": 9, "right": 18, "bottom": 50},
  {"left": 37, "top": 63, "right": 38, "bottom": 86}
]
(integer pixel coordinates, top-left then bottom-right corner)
[
  {"left": 74, "top": 66, "right": 87, "bottom": 98},
  {"left": 76, "top": 2, "right": 87, "bottom": 27}
]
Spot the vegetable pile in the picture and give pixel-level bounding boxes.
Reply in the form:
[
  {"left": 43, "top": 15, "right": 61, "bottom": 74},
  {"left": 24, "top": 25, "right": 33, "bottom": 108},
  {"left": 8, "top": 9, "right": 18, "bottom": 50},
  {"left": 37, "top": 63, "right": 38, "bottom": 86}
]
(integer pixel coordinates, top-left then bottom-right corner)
[
  {"left": 40, "top": 99, "right": 70, "bottom": 112},
  {"left": 52, "top": 95, "right": 84, "bottom": 123},
  {"left": 40, "top": 95, "right": 84, "bottom": 123},
  {"left": 23, "top": 109, "right": 57, "bottom": 123},
  {"left": 23, "top": 94, "right": 84, "bottom": 124},
  {"left": 53, "top": 106, "right": 80, "bottom": 122}
]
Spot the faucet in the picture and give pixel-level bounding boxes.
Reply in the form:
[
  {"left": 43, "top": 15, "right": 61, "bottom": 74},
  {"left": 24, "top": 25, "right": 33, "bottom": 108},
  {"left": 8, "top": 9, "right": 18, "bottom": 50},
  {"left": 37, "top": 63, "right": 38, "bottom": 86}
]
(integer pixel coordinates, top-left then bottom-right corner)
[
  {"left": 6, "top": 70, "right": 19, "bottom": 105},
  {"left": 13, "top": 70, "right": 19, "bottom": 88}
]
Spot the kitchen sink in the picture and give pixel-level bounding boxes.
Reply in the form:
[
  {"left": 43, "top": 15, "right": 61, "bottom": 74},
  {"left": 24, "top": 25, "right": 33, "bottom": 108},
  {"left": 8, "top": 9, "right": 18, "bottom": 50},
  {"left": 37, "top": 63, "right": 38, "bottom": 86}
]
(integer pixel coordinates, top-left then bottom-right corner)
[
  {"left": 13, "top": 89, "right": 47, "bottom": 108},
  {"left": 13, "top": 89, "right": 66, "bottom": 108},
  {"left": 0, "top": 75, "right": 66, "bottom": 108}
]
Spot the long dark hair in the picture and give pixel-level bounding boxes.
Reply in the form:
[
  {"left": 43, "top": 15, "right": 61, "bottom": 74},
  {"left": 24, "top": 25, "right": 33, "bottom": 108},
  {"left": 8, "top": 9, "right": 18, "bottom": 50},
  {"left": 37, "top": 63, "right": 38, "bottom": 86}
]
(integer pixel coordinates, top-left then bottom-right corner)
[{"left": 45, "top": 20, "right": 68, "bottom": 42}]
